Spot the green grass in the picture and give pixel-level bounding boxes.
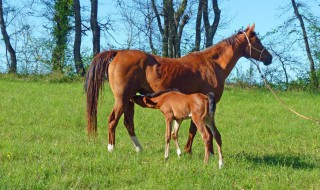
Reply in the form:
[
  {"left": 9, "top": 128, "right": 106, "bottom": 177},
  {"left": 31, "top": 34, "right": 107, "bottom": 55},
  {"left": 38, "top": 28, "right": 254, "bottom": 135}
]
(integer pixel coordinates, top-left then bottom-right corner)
[{"left": 0, "top": 77, "right": 320, "bottom": 189}]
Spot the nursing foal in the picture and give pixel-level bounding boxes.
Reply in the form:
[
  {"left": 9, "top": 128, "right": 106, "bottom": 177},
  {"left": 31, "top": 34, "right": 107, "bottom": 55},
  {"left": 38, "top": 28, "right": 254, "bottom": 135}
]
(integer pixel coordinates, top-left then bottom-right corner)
[{"left": 131, "top": 90, "right": 223, "bottom": 168}]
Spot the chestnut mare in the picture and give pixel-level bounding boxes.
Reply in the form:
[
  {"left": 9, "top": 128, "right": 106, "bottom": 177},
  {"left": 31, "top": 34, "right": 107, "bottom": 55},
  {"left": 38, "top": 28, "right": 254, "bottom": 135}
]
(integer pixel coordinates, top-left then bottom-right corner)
[
  {"left": 85, "top": 24, "right": 272, "bottom": 156},
  {"left": 131, "top": 90, "right": 219, "bottom": 167}
]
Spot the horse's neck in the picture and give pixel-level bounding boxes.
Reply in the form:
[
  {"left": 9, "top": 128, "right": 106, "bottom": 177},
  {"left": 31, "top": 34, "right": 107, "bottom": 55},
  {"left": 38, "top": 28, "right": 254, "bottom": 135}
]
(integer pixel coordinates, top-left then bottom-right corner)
[{"left": 207, "top": 41, "right": 243, "bottom": 78}]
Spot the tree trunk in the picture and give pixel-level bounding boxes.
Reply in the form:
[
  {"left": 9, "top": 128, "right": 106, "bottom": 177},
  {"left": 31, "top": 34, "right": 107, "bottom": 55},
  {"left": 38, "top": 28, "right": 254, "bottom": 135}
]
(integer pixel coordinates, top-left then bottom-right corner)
[
  {"left": 0, "top": 0, "right": 17, "bottom": 73},
  {"left": 51, "top": 0, "right": 72, "bottom": 73},
  {"left": 203, "top": 0, "right": 220, "bottom": 48},
  {"left": 168, "top": 0, "right": 174, "bottom": 58},
  {"left": 194, "top": 0, "right": 203, "bottom": 51},
  {"left": 291, "top": 0, "right": 318, "bottom": 90},
  {"left": 153, "top": 0, "right": 189, "bottom": 58},
  {"left": 162, "top": 0, "right": 170, "bottom": 57},
  {"left": 91, "top": 0, "right": 100, "bottom": 56},
  {"left": 73, "top": 0, "right": 85, "bottom": 76}
]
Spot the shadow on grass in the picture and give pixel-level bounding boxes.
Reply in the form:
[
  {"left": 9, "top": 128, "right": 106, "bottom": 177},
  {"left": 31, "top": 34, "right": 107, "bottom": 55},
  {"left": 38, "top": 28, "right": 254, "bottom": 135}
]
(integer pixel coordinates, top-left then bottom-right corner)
[{"left": 236, "top": 152, "right": 316, "bottom": 169}]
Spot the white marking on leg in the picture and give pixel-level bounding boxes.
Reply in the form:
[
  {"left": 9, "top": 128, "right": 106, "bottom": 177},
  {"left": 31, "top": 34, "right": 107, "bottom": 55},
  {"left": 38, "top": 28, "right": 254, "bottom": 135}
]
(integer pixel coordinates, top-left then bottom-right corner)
[
  {"left": 165, "top": 142, "right": 169, "bottom": 160},
  {"left": 130, "top": 136, "right": 143, "bottom": 152},
  {"left": 108, "top": 144, "right": 114, "bottom": 152},
  {"left": 176, "top": 148, "right": 181, "bottom": 158},
  {"left": 172, "top": 120, "right": 182, "bottom": 158},
  {"left": 219, "top": 159, "right": 224, "bottom": 169}
]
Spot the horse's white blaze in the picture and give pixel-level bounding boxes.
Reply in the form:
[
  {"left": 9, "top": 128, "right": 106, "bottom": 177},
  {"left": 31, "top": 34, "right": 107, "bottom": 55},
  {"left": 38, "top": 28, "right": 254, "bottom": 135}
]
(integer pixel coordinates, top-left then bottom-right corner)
[
  {"left": 108, "top": 144, "right": 114, "bottom": 152},
  {"left": 130, "top": 136, "right": 142, "bottom": 152}
]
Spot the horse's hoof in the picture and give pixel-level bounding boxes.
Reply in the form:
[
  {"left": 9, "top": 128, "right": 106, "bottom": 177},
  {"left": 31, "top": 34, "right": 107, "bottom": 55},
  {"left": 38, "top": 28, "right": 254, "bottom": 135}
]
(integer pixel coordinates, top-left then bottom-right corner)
[
  {"left": 135, "top": 146, "right": 142, "bottom": 152},
  {"left": 108, "top": 144, "right": 114, "bottom": 152}
]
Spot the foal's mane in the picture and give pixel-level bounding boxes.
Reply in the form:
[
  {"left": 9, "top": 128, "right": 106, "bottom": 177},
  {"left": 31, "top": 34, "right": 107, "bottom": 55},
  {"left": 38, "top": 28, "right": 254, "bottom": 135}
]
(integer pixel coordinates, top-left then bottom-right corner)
[{"left": 145, "top": 89, "right": 180, "bottom": 98}]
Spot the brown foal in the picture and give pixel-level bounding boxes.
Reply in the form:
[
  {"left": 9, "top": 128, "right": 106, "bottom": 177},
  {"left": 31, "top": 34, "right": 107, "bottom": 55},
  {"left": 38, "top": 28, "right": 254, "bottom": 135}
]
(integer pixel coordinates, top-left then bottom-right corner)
[{"left": 131, "top": 90, "right": 223, "bottom": 168}]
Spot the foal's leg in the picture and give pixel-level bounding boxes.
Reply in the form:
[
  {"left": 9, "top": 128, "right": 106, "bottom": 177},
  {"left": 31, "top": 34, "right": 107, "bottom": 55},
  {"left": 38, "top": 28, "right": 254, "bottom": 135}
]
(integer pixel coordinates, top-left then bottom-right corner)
[
  {"left": 124, "top": 101, "right": 143, "bottom": 152},
  {"left": 164, "top": 117, "right": 173, "bottom": 160},
  {"left": 206, "top": 117, "right": 223, "bottom": 169},
  {"left": 171, "top": 120, "right": 182, "bottom": 158},
  {"left": 108, "top": 99, "right": 126, "bottom": 152}
]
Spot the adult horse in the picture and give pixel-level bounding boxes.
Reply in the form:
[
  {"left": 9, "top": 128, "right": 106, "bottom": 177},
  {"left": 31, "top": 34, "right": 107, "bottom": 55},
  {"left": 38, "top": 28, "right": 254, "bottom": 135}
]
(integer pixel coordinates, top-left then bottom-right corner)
[{"left": 85, "top": 24, "right": 272, "bottom": 158}]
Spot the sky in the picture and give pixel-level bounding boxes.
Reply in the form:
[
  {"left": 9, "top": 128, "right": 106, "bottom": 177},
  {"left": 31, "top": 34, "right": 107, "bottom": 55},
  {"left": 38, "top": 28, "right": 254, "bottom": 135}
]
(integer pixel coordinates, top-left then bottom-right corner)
[{"left": 100, "top": 0, "right": 313, "bottom": 44}]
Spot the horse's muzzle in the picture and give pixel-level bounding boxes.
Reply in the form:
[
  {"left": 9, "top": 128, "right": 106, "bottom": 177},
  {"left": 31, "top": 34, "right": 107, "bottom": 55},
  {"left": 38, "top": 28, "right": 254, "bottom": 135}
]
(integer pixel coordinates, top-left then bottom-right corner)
[{"left": 263, "top": 55, "right": 272, "bottom": 66}]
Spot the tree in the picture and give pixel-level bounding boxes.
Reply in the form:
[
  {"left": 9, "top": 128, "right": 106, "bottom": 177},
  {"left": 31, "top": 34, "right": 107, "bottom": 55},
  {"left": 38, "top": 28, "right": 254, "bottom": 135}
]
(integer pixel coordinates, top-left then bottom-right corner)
[
  {"left": 203, "top": 0, "right": 220, "bottom": 48},
  {"left": 90, "top": 0, "right": 100, "bottom": 56},
  {"left": 0, "top": 0, "right": 17, "bottom": 73},
  {"left": 290, "top": 0, "right": 318, "bottom": 91},
  {"left": 193, "top": 0, "right": 203, "bottom": 51},
  {"left": 51, "top": 0, "right": 73, "bottom": 73},
  {"left": 73, "top": 0, "right": 85, "bottom": 76},
  {"left": 152, "top": 0, "right": 190, "bottom": 58}
]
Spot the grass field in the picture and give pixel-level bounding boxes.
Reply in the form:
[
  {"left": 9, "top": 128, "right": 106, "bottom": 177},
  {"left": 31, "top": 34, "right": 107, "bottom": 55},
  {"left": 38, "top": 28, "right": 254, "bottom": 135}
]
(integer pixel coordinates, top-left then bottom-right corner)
[{"left": 0, "top": 76, "right": 320, "bottom": 189}]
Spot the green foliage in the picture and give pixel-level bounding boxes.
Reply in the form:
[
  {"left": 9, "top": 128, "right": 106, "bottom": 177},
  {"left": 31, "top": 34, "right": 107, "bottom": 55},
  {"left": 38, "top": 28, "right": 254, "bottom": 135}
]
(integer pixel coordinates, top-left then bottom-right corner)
[
  {"left": 51, "top": 0, "right": 73, "bottom": 73},
  {"left": 1, "top": 77, "right": 320, "bottom": 189},
  {"left": 0, "top": 73, "right": 83, "bottom": 83}
]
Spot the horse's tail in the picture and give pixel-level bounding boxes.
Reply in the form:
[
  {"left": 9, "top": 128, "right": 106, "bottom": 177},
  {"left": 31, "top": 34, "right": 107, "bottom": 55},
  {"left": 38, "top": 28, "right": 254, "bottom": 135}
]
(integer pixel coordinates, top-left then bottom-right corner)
[{"left": 85, "top": 50, "right": 118, "bottom": 136}]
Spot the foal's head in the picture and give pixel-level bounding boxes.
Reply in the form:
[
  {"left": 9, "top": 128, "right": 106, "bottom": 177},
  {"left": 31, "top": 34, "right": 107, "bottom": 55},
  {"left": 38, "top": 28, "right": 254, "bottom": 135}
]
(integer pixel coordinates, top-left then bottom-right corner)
[{"left": 241, "top": 24, "right": 272, "bottom": 65}]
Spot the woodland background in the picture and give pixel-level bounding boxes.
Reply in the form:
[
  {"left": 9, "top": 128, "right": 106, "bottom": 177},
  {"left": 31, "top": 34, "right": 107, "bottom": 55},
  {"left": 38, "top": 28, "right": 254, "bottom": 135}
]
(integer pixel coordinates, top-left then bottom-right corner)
[{"left": 0, "top": 0, "right": 319, "bottom": 91}]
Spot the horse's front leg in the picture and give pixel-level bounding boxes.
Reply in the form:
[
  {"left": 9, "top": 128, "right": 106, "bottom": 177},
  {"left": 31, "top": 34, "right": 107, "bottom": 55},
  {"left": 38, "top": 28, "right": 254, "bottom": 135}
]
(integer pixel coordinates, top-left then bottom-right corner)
[
  {"left": 124, "top": 101, "right": 143, "bottom": 152},
  {"left": 185, "top": 121, "right": 214, "bottom": 154}
]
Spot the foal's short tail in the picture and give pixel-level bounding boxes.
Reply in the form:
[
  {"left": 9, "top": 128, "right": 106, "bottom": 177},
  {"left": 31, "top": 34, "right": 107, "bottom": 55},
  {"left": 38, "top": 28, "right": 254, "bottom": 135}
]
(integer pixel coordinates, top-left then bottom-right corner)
[{"left": 84, "top": 50, "right": 118, "bottom": 136}]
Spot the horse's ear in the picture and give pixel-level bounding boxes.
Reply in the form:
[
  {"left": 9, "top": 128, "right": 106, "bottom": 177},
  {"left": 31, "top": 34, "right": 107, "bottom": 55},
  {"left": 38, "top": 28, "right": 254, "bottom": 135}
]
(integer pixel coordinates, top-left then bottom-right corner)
[
  {"left": 244, "top": 24, "right": 250, "bottom": 32},
  {"left": 246, "top": 23, "right": 255, "bottom": 36},
  {"left": 246, "top": 23, "right": 255, "bottom": 37},
  {"left": 250, "top": 23, "right": 255, "bottom": 32}
]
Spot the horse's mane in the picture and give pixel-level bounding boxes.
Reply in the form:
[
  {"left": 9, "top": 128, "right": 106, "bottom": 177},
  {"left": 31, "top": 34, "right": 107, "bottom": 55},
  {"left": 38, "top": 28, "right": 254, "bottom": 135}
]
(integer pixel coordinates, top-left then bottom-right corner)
[
  {"left": 145, "top": 89, "right": 180, "bottom": 98},
  {"left": 222, "top": 30, "right": 244, "bottom": 47}
]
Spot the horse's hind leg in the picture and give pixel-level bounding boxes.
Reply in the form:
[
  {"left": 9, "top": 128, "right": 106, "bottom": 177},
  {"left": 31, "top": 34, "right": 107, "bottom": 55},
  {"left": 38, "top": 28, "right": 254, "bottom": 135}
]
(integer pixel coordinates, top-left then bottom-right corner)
[
  {"left": 206, "top": 117, "right": 223, "bottom": 169},
  {"left": 171, "top": 120, "right": 182, "bottom": 158},
  {"left": 108, "top": 99, "right": 126, "bottom": 152},
  {"left": 184, "top": 121, "right": 197, "bottom": 154},
  {"left": 124, "top": 101, "right": 143, "bottom": 152},
  {"left": 185, "top": 121, "right": 214, "bottom": 154}
]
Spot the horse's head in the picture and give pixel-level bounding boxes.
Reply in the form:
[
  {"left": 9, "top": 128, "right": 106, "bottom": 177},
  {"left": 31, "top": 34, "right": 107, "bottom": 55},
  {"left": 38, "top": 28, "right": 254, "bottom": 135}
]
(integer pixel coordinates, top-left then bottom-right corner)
[{"left": 242, "top": 24, "right": 272, "bottom": 65}]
